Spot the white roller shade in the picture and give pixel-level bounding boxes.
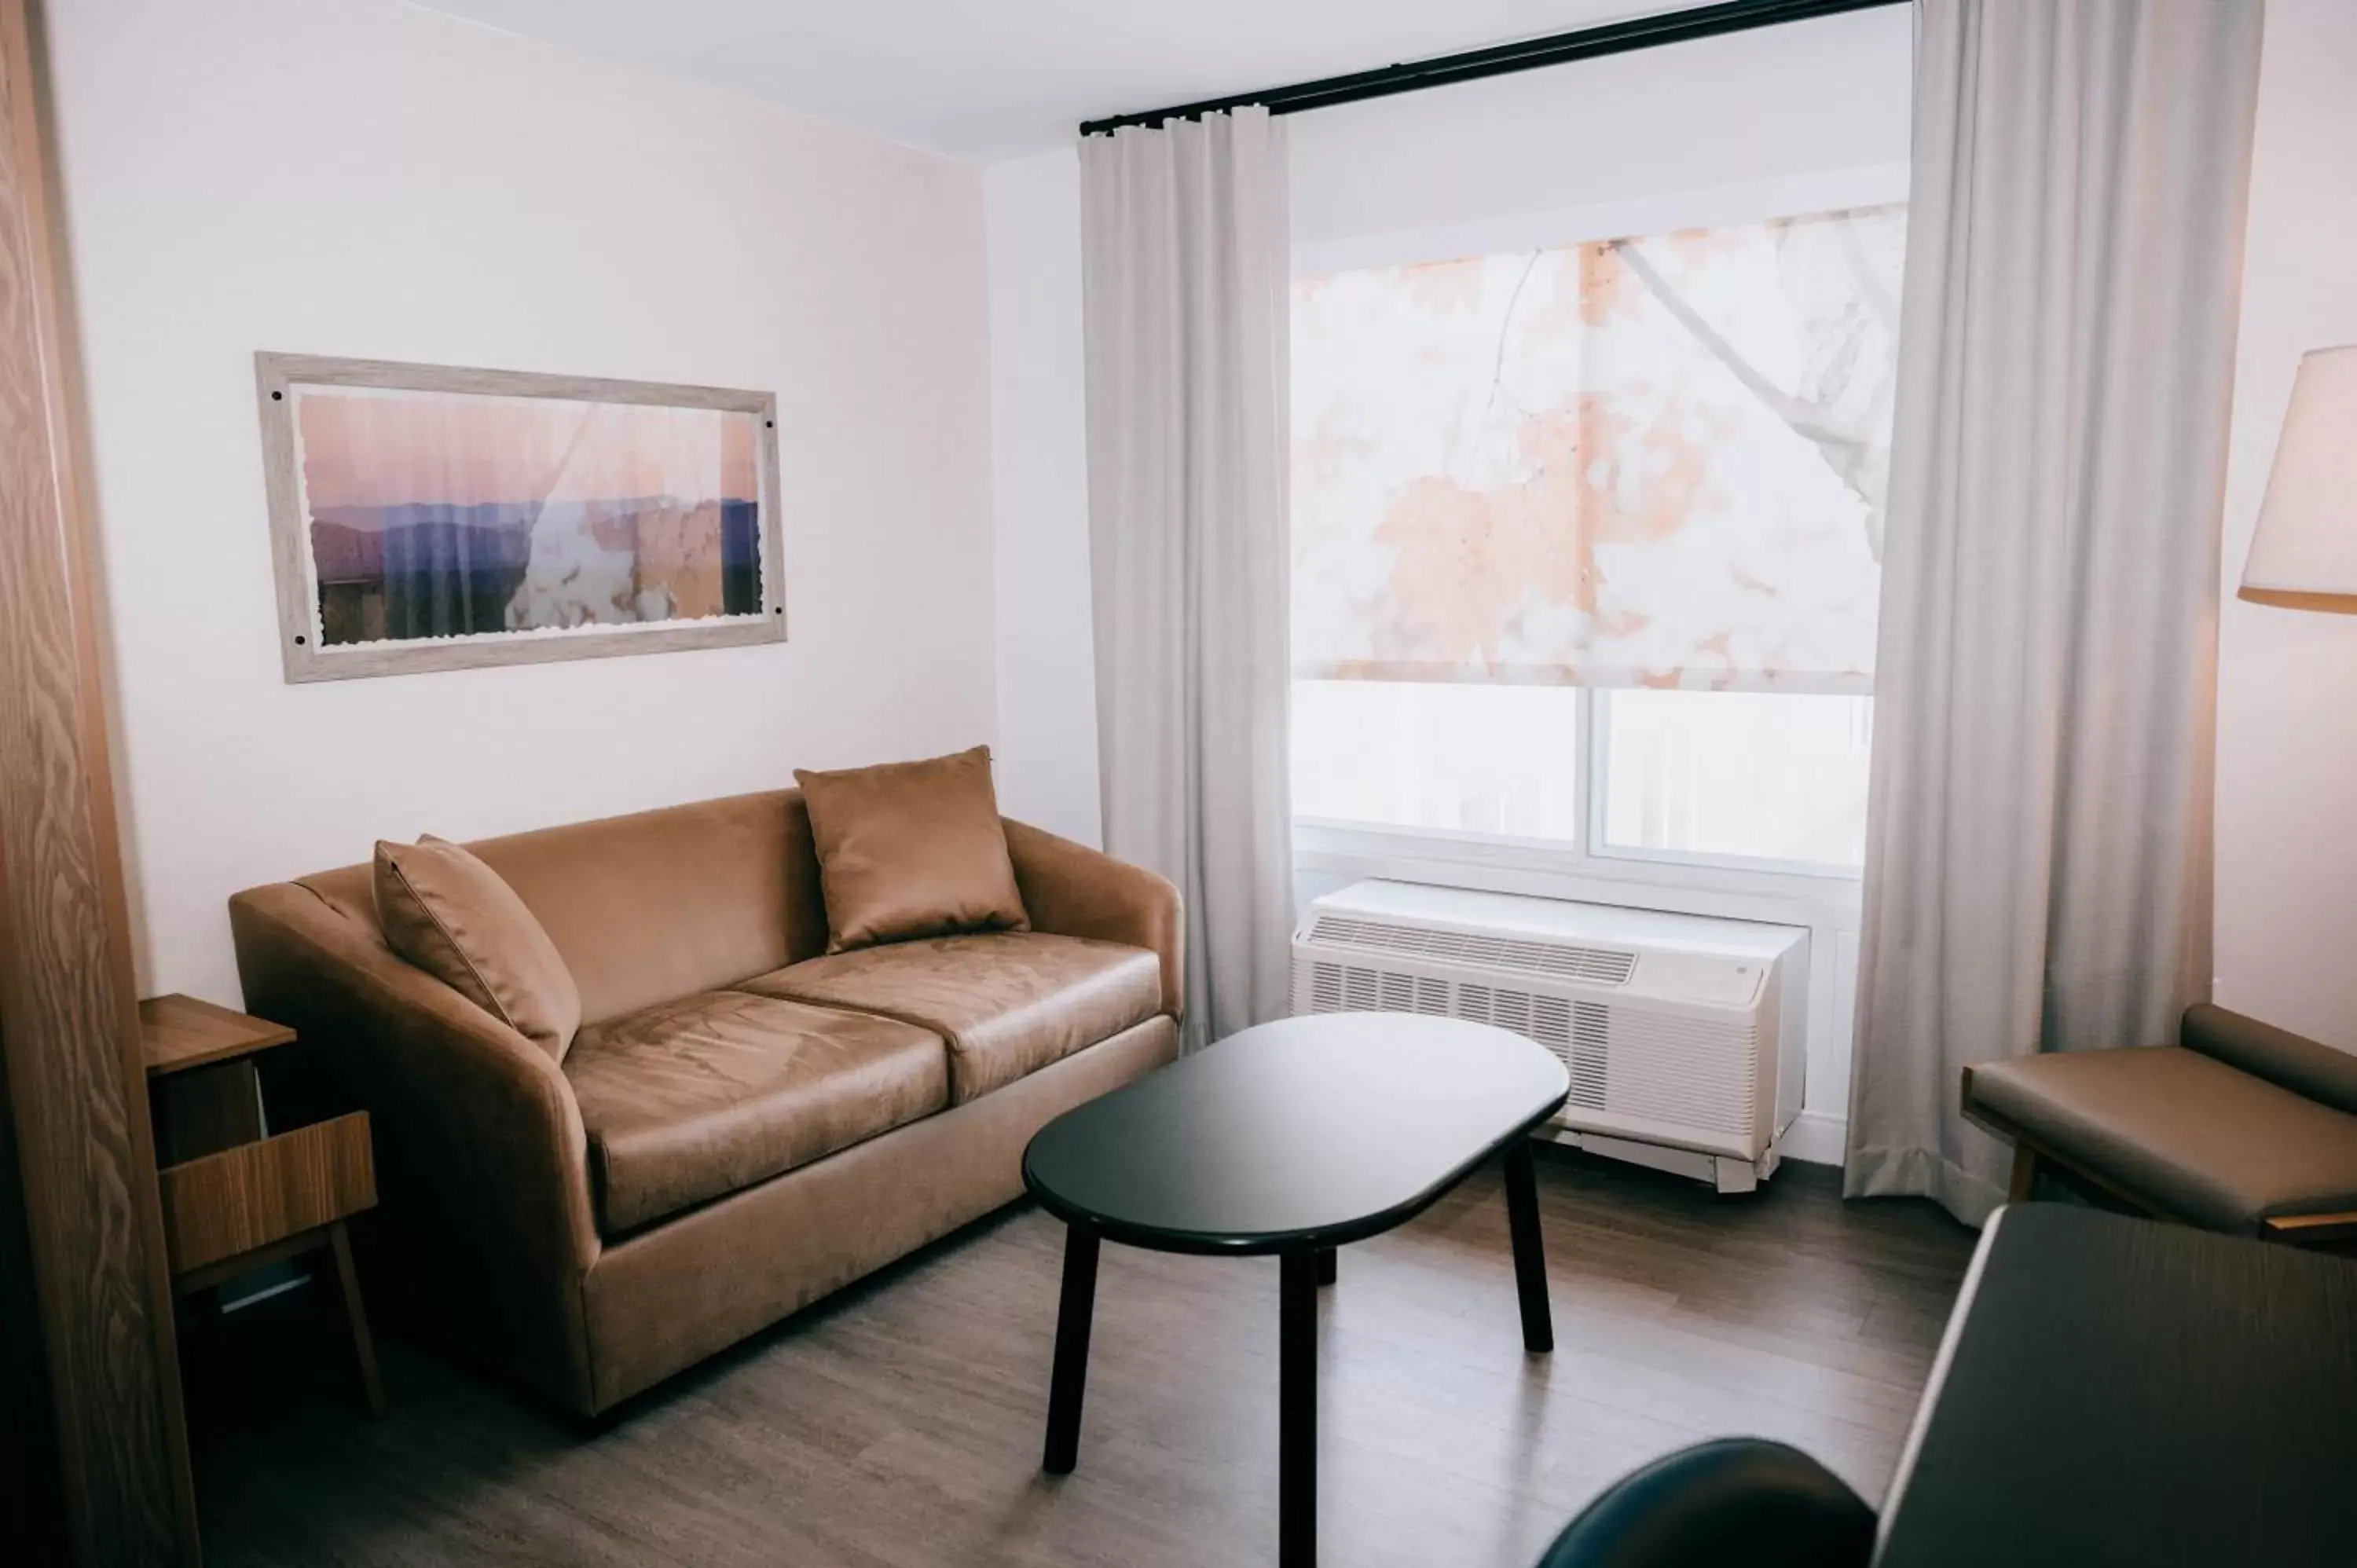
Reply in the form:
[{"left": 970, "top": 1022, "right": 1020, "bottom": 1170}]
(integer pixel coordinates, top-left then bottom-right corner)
[{"left": 1291, "top": 203, "right": 1904, "bottom": 694}]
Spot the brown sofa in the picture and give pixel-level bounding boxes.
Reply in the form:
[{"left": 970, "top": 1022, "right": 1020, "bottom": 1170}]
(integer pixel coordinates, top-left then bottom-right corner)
[{"left": 229, "top": 789, "right": 1181, "bottom": 1416}]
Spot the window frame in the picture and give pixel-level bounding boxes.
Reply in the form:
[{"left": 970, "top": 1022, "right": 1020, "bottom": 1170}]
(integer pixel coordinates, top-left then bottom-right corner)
[{"left": 1583, "top": 686, "right": 1871, "bottom": 883}]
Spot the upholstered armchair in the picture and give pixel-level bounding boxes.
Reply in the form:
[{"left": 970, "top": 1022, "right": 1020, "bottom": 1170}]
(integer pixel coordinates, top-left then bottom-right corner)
[{"left": 1963, "top": 1004, "right": 2357, "bottom": 1246}]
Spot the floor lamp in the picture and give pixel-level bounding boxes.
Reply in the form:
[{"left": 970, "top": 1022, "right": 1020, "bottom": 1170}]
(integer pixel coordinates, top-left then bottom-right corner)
[{"left": 2240, "top": 345, "right": 2356, "bottom": 612}]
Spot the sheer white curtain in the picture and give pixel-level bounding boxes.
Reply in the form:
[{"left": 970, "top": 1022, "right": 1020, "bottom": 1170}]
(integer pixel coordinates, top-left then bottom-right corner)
[
  {"left": 1846, "top": 0, "right": 2265, "bottom": 1222},
  {"left": 1080, "top": 108, "right": 1294, "bottom": 1048}
]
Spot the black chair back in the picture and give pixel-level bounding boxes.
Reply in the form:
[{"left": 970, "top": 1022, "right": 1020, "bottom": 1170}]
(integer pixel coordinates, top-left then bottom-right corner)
[{"left": 1534, "top": 1438, "right": 1875, "bottom": 1568}]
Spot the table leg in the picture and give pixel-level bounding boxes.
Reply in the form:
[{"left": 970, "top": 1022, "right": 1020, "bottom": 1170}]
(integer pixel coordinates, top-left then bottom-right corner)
[
  {"left": 1502, "top": 1138, "right": 1553, "bottom": 1354},
  {"left": 1043, "top": 1222, "right": 1100, "bottom": 1474},
  {"left": 1279, "top": 1247, "right": 1318, "bottom": 1566},
  {"left": 1314, "top": 1246, "right": 1336, "bottom": 1287},
  {"left": 328, "top": 1220, "right": 387, "bottom": 1418}
]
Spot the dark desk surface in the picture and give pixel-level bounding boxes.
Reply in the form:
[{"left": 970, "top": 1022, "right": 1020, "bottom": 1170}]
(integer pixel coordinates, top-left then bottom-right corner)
[
  {"left": 1022, "top": 1013, "right": 1568, "bottom": 1255},
  {"left": 1876, "top": 1204, "right": 2357, "bottom": 1568}
]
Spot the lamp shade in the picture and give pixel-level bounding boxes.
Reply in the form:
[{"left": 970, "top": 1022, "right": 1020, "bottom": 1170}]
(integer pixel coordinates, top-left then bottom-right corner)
[{"left": 2240, "top": 344, "right": 2357, "bottom": 612}]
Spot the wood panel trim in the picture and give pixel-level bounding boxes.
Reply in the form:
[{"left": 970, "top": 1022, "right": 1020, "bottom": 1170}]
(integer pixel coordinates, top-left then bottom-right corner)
[
  {"left": 0, "top": 1033, "right": 70, "bottom": 1561},
  {"left": 0, "top": 0, "right": 200, "bottom": 1559}
]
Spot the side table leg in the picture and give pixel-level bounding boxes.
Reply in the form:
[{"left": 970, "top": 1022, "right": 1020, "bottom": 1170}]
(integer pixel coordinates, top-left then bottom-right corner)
[
  {"left": 1314, "top": 1246, "right": 1336, "bottom": 1287},
  {"left": 1279, "top": 1247, "right": 1318, "bottom": 1566},
  {"left": 1503, "top": 1139, "right": 1554, "bottom": 1354},
  {"left": 328, "top": 1220, "right": 387, "bottom": 1417},
  {"left": 1043, "top": 1222, "right": 1100, "bottom": 1474}
]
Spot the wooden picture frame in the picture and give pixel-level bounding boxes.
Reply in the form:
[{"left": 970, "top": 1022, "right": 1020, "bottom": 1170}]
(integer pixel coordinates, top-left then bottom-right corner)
[{"left": 255, "top": 354, "right": 786, "bottom": 682}]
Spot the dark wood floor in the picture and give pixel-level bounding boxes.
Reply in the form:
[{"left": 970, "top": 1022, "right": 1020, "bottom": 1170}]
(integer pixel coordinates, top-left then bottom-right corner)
[{"left": 186, "top": 1148, "right": 1974, "bottom": 1568}]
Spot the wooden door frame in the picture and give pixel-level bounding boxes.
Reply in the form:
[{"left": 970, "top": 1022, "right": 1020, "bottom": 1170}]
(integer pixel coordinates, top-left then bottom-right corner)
[{"left": 0, "top": 0, "right": 202, "bottom": 1560}]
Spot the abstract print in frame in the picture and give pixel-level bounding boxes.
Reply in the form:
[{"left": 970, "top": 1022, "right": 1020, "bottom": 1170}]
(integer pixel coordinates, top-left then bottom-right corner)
[{"left": 256, "top": 354, "right": 786, "bottom": 681}]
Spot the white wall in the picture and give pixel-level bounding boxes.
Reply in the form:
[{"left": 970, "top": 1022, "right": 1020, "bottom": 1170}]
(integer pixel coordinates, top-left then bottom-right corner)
[
  {"left": 984, "top": 148, "right": 1100, "bottom": 845},
  {"left": 2212, "top": 0, "right": 2357, "bottom": 1050},
  {"left": 47, "top": 0, "right": 996, "bottom": 1006}
]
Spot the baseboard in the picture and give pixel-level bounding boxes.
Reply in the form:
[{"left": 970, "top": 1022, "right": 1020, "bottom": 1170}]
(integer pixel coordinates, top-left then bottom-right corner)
[{"left": 1780, "top": 1109, "right": 1848, "bottom": 1169}]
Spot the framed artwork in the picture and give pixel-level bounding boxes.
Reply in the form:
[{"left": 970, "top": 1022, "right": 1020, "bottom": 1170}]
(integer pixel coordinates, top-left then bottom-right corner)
[{"left": 255, "top": 354, "right": 785, "bottom": 682}]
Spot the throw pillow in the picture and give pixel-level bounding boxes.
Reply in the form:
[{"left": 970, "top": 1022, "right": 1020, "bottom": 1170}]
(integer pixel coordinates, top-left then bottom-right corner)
[
  {"left": 794, "top": 746, "right": 1030, "bottom": 953},
  {"left": 374, "top": 835, "right": 582, "bottom": 1061}
]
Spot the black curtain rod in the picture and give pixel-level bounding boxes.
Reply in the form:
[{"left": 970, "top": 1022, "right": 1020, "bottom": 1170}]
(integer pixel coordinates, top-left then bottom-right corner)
[{"left": 1079, "top": 0, "right": 1907, "bottom": 137}]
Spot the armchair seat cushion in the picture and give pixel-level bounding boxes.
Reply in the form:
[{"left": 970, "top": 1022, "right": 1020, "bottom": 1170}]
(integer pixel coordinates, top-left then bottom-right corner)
[
  {"left": 744, "top": 932, "right": 1162, "bottom": 1105},
  {"left": 566, "top": 991, "right": 949, "bottom": 1235},
  {"left": 1967, "top": 1046, "right": 2357, "bottom": 1234}
]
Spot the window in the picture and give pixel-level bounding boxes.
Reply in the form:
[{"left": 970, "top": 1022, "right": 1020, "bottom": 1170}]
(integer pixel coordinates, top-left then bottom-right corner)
[
  {"left": 1595, "top": 689, "right": 1873, "bottom": 869},
  {"left": 1292, "top": 680, "right": 1584, "bottom": 840},
  {"left": 1289, "top": 203, "right": 1904, "bottom": 875}
]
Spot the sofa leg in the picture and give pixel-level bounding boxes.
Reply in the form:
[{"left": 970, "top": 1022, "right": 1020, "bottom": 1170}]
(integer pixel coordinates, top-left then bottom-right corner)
[{"left": 2007, "top": 1145, "right": 2040, "bottom": 1206}]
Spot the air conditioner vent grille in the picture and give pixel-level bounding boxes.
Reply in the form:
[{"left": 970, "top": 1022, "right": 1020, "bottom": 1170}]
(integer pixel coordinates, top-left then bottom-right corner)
[
  {"left": 1569, "top": 1000, "right": 1611, "bottom": 1111},
  {"left": 1296, "top": 960, "right": 1760, "bottom": 1142},
  {"left": 1304, "top": 914, "right": 1637, "bottom": 986},
  {"left": 1591, "top": 1009, "right": 1757, "bottom": 1136}
]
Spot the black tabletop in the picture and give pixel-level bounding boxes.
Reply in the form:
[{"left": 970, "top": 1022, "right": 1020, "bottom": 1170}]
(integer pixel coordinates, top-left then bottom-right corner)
[
  {"left": 1021, "top": 1013, "right": 1569, "bottom": 1255},
  {"left": 1876, "top": 1203, "right": 2357, "bottom": 1568}
]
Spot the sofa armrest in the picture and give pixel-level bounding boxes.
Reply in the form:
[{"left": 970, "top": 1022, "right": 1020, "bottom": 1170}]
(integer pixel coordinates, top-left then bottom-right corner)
[
  {"left": 229, "top": 881, "right": 599, "bottom": 1406},
  {"left": 2181, "top": 1003, "right": 2357, "bottom": 1118},
  {"left": 1003, "top": 818, "right": 1184, "bottom": 1023}
]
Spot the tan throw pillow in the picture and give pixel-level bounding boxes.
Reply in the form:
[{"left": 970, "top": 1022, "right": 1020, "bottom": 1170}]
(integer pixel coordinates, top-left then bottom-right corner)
[
  {"left": 794, "top": 746, "right": 1030, "bottom": 954},
  {"left": 373, "top": 835, "right": 582, "bottom": 1062}
]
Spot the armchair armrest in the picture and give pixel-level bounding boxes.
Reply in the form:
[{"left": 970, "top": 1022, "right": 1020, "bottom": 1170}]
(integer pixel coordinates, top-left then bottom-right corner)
[
  {"left": 1002, "top": 818, "right": 1184, "bottom": 1023},
  {"left": 2182, "top": 1003, "right": 2357, "bottom": 1118},
  {"left": 229, "top": 881, "right": 599, "bottom": 1406}
]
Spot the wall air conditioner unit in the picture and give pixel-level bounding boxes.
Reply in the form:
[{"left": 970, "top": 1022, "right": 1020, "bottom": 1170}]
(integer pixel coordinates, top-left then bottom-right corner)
[{"left": 1290, "top": 880, "right": 1807, "bottom": 1193}]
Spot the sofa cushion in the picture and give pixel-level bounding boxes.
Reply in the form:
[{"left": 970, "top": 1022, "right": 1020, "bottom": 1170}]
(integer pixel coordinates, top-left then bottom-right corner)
[
  {"left": 468, "top": 790, "right": 831, "bottom": 1028},
  {"left": 745, "top": 932, "right": 1161, "bottom": 1105},
  {"left": 566, "top": 991, "right": 948, "bottom": 1235},
  {"left": 1967, "top": 1046, "right": 2357, "bottom": 1233},
  {"left": 794, "top": 746, "right": 1029, "bottom": 953},
  {"left": 305, "top": 793, "right": 834, "bottom": 1031},
  {"left": 374, "top": 835, "right": 582, "bottom": 1062}
]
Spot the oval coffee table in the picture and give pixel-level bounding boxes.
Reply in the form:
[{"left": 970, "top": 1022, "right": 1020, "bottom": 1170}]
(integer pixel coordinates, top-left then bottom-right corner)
[{"left": 1021, "top": 1013, "right": 1572, "bottom": 1566}]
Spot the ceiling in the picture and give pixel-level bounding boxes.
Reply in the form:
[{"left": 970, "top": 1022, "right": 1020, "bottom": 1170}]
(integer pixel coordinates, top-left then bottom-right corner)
[{"left": 403, "top": 0, "right": 1664, "bottom": 161}]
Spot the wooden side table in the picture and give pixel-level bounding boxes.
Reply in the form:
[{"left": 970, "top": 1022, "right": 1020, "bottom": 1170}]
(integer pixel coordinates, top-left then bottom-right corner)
[{"left": 141, "top": 993, "right": 385, "bottom": 1416}]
